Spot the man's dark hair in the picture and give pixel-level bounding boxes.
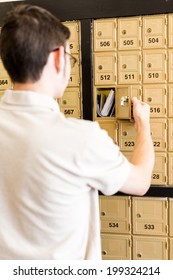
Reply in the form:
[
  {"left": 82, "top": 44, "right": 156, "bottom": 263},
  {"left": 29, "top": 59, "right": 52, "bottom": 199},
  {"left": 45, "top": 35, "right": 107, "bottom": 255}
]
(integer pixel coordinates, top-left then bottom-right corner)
[{"left": 0, "top": 4, "right": 70, "bottom": 83}]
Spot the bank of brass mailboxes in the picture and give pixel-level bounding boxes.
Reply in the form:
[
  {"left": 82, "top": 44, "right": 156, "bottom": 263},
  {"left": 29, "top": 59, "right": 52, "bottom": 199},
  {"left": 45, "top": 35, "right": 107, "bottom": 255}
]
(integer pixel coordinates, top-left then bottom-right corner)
[
  {"left": 59, "top": 21, "right": 82, "bottom": 119},
  {"left": 93, "top": 14, "right": 173, "bottom": 186}
]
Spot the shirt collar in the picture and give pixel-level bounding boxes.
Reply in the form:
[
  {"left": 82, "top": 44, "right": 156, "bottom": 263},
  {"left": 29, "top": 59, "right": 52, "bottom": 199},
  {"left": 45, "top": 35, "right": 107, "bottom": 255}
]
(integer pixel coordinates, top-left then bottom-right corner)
[{"left": 1, "top": 90, "right": 60, "bottom": 112}]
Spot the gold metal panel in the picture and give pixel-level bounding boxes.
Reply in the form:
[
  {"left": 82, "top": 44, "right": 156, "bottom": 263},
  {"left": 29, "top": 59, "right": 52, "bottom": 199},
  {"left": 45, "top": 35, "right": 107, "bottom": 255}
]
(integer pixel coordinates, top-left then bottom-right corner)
[
  {"left": 168, "top": 85, "right": 173, "bottom": 117},
  {"left": 59, "top": 87, "right": 80, "bottom": 108},
  {"left": 169, "top": 238, "right": 173, "bottom": 259},
  {"left": 68, "top": 54, "right": 80, "bottom": 87},
  {"left": 132, "top": 197, "right": 168, "bottom": 236},
  {"left": 100, "top": 195, "right": 131, "bottom": 234},
  {"left": 133, "top": 236, "right": 168, "bottom": 260},
  {"left": 94, "top": 52, "right": 116, "bottom": 85},
  {"left": 152, "top": 152, "right": 167, "bottom": 185},
  {"left": 168, "top": 153, "right": 173, "bottom": 185},
  {"left": 168, "top": 50, "right": 173, "bottom": 82},
  {"left": 143, "top": 84, "right": 166, "bottom": 118},
  {"left": 143, "top": 50, "right": 167, "bottom": 83},
  {"left": 118, "top": 51, "right": 141, "bottom": 84},
  {"left": 169, "top": 199, "right": 173, "bottom": 236},
  {"left": 142, "top": 15, "right": 167, "bottom": 49},
  {"left": 0, "top": 59, "right": 8, "bottom": 76},
  {"left": 168, "top": 14, "right": 173, "bottom": 48},
  {"left": 93, "top": 19, "right": 117, "bottom": 52},
  {"left": 116, "top": 86, "right": 132, "bottom": 119},
  {"left": 168, "top": 119, "right": 173, "bottom": 151},
  {"left": 118, "top": 16, "right": 141, "bottom": 50},
  {"left": 98, "top": 120, "right": 117, "bottom": 143},
  {"left": 130, "top": 85, "right": 142, "bottom": 99},
  {"left": 63, "top": 21, "right": 80, "bottom": 53},
  {"left": 118, "top": 121, "right": 136, "bottom": 151},
  {"left": 150, "top": 118, "right": 166, "bottom": 151},
  {"left": 101, "top": 233, "right": 131, "bottom": 260}
]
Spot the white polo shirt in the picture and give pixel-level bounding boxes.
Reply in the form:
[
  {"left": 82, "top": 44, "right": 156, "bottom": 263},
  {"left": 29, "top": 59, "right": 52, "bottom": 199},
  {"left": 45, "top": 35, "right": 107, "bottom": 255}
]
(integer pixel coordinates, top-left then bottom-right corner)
[{"left": 0, "top": 90, "right": 131, "bottom": 260}]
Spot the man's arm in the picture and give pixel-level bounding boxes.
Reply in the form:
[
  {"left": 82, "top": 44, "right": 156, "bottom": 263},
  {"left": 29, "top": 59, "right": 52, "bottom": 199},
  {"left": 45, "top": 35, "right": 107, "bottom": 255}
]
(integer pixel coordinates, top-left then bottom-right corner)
[{"left": 120, "top": 97, "right": 155, "bottom": 196}]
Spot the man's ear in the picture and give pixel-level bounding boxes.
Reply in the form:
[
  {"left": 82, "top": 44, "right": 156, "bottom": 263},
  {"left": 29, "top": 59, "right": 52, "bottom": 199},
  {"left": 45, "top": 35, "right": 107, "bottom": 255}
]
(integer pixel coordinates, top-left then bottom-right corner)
[{"left": 53, "top": 46, "right": 64, "bottom": 73}]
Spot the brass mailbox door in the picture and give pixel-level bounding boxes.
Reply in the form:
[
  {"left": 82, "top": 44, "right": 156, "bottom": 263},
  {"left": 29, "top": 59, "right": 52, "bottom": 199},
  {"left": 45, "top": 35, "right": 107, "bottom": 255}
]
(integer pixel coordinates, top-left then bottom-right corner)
[
  {"left": 93, "top": 19, "right": 117, "bottom": 52},
  {"left": 168, "top": 14, "right": 173, "bottom": 48},
  {"left": 168, "top": 153, "right": 173, "bottom": 185},
  {"left": 169, "top": 199, "right": 173, "bottom": 236},
  {"left": 142, "top": 15, "right": 167, "bottom": 49},
  {"left": 169, "top": 238, "right": 173, "bottom": 260},
  {"left": 118, "top": 17, "right": 141, "bottom": 50},
  {"left": 0, "top": 60, "right": 12, "bottom": 90},
  {"left": 59, "top": 88, "right": 81, "bottom": 118},
  {"left": 101, "top": 233, "right": 131, "bottom": 260},
  {"left": 168, "top": 50, "right": 173, "bottom": 82},
  {"left": 118, "top": 121, "right": 136, "bottom": 151},
  {"left": 59, "top": 88, "right": 80, "bottom": 108},
  {"left": 133, "top": 236, "right": 168, "bottom": 260},
  {"left": 98, "top": 120, "right": 117, "bottom": 143},
  {"left": 143, "top": 85, "right": 167, "bottom": 118},
  {"left": 132, "top": 197, "right": 168, "bottom": 236},
  {"left": 151, "top": 152, "right": 167, "bottom": 185},
  {"left": 143, "top": 50, "right": 167, "bottom": 84},
  {"left": 116, "top": 86, "right": 132, "bottom": 119},
  {"left": 94, "top": 52, "right": 116, "bottom": 85},
  {"left": 150, "top": 118, "right": 166, "bottom": 151},
  {"left": 63, "top": 21, "right": 80, "bottom": 54},
  {"left": 168, "top": 85, "right": 173, "bottom": 117},
  {"left": 168, "top": 120, "right": 173, "bottom": 151},
  {"left": 68, "top": 54, "right": 80, "bottom": 87},
  {"left": 100, "top": 196, "right": 131, "bottom": 234},
  {"left": 118, "top": 51, "right": 141, "bottom": 84}
]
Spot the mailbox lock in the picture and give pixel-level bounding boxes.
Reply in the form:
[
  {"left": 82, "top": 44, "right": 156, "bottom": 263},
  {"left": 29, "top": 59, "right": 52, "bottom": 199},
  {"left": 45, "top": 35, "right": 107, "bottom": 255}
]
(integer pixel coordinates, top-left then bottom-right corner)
[
  {"left": 98, "top": 65, "right": 103, "bottom": 70},
  {"left": 137, "top": 253, "right": 142, "bottom": 258},
  {"left": 137, "top": 213, "right": 141, "bottom": 218},
  {"left": 122, "top": 29, "right": 127, "bottom": 35},
  {"left": 147, "top": 28, "right": 152, "bottom": 33},
  {"left": 147, "top": 63, "right": 152, "bottom": 68},
  {"left": 120, "top": 96, "right": 129, "bottom": 106},
  {"left": 122, "top": 64, "right": 127, "bottom": 69},
  {"left": 98, "top": 31, "right": 102, "bottom": 36},
  {"left": 148, "top": 97, "right": 152, "bottom": 102},
  {"left": 102, "top": 251, "right": 107, "bottom": 256},
  {"left": 101, "top": 211, "right": 106, "bottom": 216},
  {"left": 123, "top": 131, "right": 128, "bottom": 136},
  {"left": 63, "top": 100, "right": 67, "bottom": 105}
]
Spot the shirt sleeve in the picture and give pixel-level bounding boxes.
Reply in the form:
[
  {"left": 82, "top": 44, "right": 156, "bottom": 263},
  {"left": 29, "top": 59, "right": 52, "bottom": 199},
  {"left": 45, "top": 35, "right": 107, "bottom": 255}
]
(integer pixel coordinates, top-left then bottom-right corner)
[{"left": 78, "top": 121, "right": 131, "bottom": 195}]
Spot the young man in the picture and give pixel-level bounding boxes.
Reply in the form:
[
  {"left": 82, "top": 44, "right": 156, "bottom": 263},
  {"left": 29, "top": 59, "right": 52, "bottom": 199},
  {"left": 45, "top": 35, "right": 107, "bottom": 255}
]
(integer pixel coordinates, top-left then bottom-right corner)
[{"left": 0, "top": 4, "right": 154, "bottom": 259}]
